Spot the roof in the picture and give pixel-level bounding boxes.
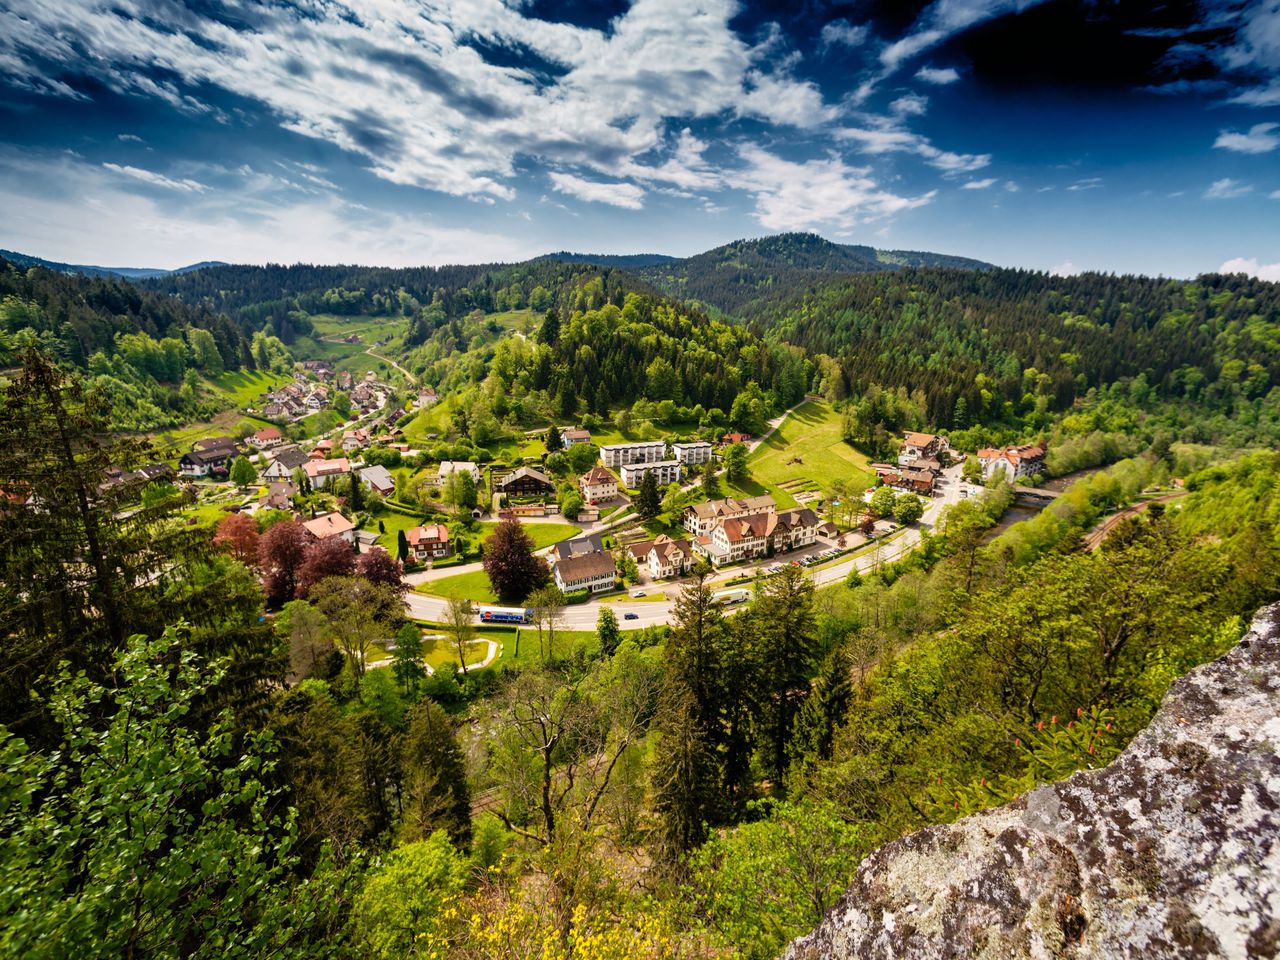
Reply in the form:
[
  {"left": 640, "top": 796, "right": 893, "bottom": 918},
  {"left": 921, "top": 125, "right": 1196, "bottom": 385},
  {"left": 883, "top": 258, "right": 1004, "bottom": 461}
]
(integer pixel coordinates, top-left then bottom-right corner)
[
  {"left": 253, "top": 426, "right": 282, "bottom": 442},
  {"left": 903, "top": 432, "right": 937, "bottom": 448},
  {"left": 304, "top": 457, "right": 351, "bottom": 477},
  {"left": 554, "top": 533, "right": 604, "bottom": 561},
  {"left": 721, "top": 512, "right": 774, "bottom": 543},
  {"left": 271, "top": 447, "right": 310, "bottom": 471},
  {"left": 554, "top": 550, "right": 617, "bottom": 583},
  {"left": 672, "top": 440, "right": 712, "bottom": 449},
  {"left": 978, "top": 443, "right": 1047, "bottom": 463},
  {"left": 722, "top": 432, "right": 749, "bottom": 443},
  {"left": 407, "top": 524, "right": 449, "bottom": 545},
  {"left": 580, "top": 465, "right": 616, "bottom": 485},
  {"left": 688, "top": 494, "right": 775, "bottom": 520},
  {"left": 438, "top": 460, "right": 478, "bottom": 476},
  {"left": 180, "top": 447, "right": 234, "bottom": 466},
  {"left": 360, "top": 465, "right": 395, "bottom": 489},
  {"left": 302, "top": 512, "right": 355, "bottom": 539},
  {"left": 194, "top": 435, "right": 238, "bottom": 452},
  {"left": 563, "top": 428, "right": 591, "bottom": 440},
  {"left": 497, "top": 465, "right": 552, "bottom": 489},
  {"left": 599, "top": 440, "right": 665, "bottom": 452}
]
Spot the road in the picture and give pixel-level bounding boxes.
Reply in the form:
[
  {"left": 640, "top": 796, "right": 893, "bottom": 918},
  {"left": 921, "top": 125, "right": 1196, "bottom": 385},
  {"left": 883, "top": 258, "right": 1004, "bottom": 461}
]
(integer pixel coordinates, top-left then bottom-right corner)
[
  {"left": 1080, "top": 490, "right": 1187, "bottom": 550},
  {"left": 404, "top": 463, "right": 968, "bottom": 630}
]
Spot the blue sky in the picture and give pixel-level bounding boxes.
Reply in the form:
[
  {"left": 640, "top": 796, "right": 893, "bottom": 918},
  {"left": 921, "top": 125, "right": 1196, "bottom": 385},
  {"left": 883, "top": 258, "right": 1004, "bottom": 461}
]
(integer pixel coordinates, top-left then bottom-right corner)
[{"left": 0, "top": 0, "right": 1277, "bottom": 278}]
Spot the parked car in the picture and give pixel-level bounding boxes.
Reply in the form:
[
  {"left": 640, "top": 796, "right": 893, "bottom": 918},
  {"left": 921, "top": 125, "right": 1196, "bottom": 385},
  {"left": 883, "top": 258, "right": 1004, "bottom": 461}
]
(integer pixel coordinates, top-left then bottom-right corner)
[
  {"left": 631, "top": 590, "right": 646, "bottom": 598},
  {"left": 624, "top": 612, "right": 639, "bottom": 621}
]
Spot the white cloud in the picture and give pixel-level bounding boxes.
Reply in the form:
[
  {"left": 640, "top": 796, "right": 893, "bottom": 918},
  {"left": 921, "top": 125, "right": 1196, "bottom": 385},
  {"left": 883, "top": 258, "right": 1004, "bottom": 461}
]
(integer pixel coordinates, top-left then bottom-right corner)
[
  {"left": 548, "top": 172, "right": 645, "bottom": 210},
  {"left": 1271, "top": 189, "right": 1280, "bottom": 199},
  {"left": 961, "top": 177, "right": 996, "bottom": 189},
  {"left": 882, "top": 0, "right": 1052, "bottom": 73},
  {"left": 915, "top": 65, "right": 961, "bottom": 85},
  {"left": 1214, "top": 122, "right": 1280, "bottom": 153},
  {"left": 1219, "top": 257, "right": 1280, "bottom": 281},
  {"left": 890, "top": 93, "right": 930, "bottom": 116},
  {"left": 735, "top": 144, "right": 934, "bottom": 231},
  {"left": 1066, "top": 177, "right": 1103, "bottom": 191},
  {"left": 1050, "top": 260, "right": 1079, "bottom": 276},
  {"left": 1204, "top": 177, "right": 1252, "bottom": 199},
  {"left": 1218, "top": 2, "right": 1280, "bottom": 107},
  {"left": 1004, "top": 180, "right": 1020, "bottom": 192},
  {"left": 101, "top": 162, "right": 207, "bottom": 193},
  {"left": 820, "top": 19, "right": 869, "bottom": 49},
  {"left": 116, "top": 133, "right": 145, "bottom": 144},
  {"left": 836, "top": 123, "right": 990, "bottom": 173}
]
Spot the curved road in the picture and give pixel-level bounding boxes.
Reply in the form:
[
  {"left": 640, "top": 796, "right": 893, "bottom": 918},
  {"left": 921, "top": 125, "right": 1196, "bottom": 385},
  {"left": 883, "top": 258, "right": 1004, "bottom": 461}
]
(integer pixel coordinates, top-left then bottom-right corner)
[{"left": 405, "top": 464, "right": 969, "bottom": 630}]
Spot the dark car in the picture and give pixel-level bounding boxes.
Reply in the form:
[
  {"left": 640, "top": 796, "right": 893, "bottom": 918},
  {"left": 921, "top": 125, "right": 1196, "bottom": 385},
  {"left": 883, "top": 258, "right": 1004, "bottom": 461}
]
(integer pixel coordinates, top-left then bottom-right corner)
[{"left": 624, "top": 612, "right": 639, "bottom": 621}]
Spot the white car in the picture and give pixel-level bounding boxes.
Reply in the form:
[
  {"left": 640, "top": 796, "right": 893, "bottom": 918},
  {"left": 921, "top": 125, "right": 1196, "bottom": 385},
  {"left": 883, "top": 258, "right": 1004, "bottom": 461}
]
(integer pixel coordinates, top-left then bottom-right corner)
[{"left": 631, "top": 590, "right": 646, "bottom": 598}]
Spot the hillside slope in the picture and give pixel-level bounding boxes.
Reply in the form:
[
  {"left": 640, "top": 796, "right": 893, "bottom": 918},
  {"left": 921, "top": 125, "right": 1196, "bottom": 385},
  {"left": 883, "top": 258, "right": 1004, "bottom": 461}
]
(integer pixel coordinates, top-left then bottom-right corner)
[{"left": 0, "top": 248, "right": 225, "bottom": 279}]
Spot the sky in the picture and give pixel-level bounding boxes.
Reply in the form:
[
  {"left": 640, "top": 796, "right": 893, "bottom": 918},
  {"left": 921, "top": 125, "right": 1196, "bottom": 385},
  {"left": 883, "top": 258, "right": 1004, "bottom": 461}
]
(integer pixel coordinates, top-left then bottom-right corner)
[{"left": 0, "top": 0, "right": 1278, "bottom": 278}]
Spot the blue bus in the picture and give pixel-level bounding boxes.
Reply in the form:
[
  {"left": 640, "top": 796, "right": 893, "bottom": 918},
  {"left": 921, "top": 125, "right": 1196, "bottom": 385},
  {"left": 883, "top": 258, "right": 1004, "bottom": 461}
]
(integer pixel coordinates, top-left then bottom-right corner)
[{"left": 479, "top": 605, "right": 532, "bottom": 624}]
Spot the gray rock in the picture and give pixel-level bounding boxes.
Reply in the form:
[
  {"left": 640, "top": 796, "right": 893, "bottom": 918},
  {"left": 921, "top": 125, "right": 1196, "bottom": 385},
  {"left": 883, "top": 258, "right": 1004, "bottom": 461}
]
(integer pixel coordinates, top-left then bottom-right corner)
[{"left": 784, "top": 603, "right": 1280, "bottom": 960}]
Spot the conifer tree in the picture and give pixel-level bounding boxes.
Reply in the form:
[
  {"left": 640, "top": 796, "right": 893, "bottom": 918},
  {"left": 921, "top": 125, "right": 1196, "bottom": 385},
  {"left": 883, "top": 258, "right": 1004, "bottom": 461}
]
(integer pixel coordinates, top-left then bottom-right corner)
[{"left": 635, "top": 470, "right": 661, "bottom": 519}]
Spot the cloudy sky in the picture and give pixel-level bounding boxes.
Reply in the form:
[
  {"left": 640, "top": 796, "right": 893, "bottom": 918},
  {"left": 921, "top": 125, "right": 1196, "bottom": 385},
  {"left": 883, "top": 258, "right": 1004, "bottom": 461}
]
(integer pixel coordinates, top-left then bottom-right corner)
[{"left": 0, "top": 0, "right": 1278, "bottom": 277}]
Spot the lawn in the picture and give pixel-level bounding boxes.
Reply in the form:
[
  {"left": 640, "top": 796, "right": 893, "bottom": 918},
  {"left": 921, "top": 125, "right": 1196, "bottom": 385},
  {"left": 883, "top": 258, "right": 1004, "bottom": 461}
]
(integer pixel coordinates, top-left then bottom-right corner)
[
  {"left": 476, "top": 520, "right": 580, "bottom": 551},
  {"left": 363, "top": 505, "right": 427, "bottom": 551},
  {"left": 745, "top": 399, "right": 872, "bottom": 501},
  {"left": 423, "top": 636, "right": 492, "bottom": 670},
  {"left": 419, "top": 569, "right": 498, "bottom": 604},
  {"left": 209, "top": 369, "right": 291, "bottom": 406}
]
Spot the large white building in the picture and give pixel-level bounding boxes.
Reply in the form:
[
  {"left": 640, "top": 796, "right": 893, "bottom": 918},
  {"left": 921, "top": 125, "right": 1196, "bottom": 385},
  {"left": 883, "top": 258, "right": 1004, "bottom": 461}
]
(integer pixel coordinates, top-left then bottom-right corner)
[
  {"left": 684, "top": 494, "right": 776, "bottom": 537},
  {"left": 692, "top": 507, "right": 820, "bottom": 567},
  {"left": 671, "top": 441, "right": 713, "bottom": 466},
  {"left": 620, "top": 459, "right": 682, "bottom": 488},
  {"left": 977, "top": 444, "right": 1047, "bottom": 481},
  {"left": 599, "top": 440, "right": 667, "bottom": 469},
  {"left": 553, "top": 550, "right": 618, "bottom": 594}
]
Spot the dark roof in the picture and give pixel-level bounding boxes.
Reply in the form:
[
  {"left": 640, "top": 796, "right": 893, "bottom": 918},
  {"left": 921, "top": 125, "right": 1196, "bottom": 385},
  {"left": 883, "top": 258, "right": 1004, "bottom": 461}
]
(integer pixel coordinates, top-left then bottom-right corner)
[
  {"left": 554, "top": 550, "right": 617, "bottom": 583},
  {"left": 554, "top": 533, "right": 604, "bottom": 561},
  {"left": 272, "top": 447, "right": 310, "bottom": 470},
  {"left": 496, "top": 466, "right": 553, "bottom": 489},
  {"left": 194, "top": 435, "right": 239, "bottom": 452},
  {"left": 180, "top": 447, "right": 234, "bottom": 466}
]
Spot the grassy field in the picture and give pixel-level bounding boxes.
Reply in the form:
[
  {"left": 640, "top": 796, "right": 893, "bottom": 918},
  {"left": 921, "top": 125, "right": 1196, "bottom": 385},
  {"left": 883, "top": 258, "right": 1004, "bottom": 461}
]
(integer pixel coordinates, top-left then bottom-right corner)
[
  {"left": 209, "top": 369, "right": 291, "bottom": 407},
  {"left": 745, "top": 399, "right": 871, "bottom": 501},
  {"left": 423, "top": 636, "right": 492, "bottom": 670},
  {"left": 486, "top": 308, "right": 539, "bottom": 333},
  {"left": 419, "top": 569, "right": 497, "bottom": 603},
  {"left": 474, "top": 520, "right": 580, "bottom": 550},
  {"left": 363, "top": 506, "right": 427, "bottom": 552}
]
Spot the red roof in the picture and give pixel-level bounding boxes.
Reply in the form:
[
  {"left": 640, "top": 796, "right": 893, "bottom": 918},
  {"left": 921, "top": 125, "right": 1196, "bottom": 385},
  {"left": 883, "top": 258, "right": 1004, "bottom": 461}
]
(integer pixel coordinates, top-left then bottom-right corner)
[
  {"left": 254, "top": 426, "right": 282, "bottom": 442},
  {"left": 407, "top": 524, "right": 449, "bottom": 546}
]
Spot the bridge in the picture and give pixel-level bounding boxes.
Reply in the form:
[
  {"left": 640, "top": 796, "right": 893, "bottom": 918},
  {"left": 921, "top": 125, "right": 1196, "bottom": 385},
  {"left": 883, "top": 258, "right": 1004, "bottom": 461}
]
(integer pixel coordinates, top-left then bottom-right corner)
[{"left": 1012, "top": 486, "right": 1060, "bottom": 507}]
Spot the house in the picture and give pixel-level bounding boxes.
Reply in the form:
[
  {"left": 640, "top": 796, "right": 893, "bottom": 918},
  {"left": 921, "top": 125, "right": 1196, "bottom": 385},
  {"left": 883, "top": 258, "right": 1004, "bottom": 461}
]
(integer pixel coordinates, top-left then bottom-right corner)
[
  {"left": 671, "top": 441, "right": 713, "bottom": 466},
  {"left": 178, "top": 446, "right": 235, "bottom": 478},
  {"left": 194, "top": 436, "right": 240, "bottom": 454},
  {"left": 692, "top": 506, "right": 820, "bottom": 566},
  {"left": 684, "top": 494, "right": 776, "bottom": 537},
  {"left": 303, "top": 392, "right": 325, "bottom": 412},
  {"left": 351, "top": 383, "right": 375, "bottom": 407},
  {"left": 899, "top": 432, "right": 951, "bottom": 465},
  {"left": 102, "top": 461, "right": 175, "bottom": 490},
  {"left": 341, "top": 428, "right": 369, "bottom": 452},
  {"left": 248, "top": 426, "right": 283, "bottom": 450},
  {"left": 359, "top": 465, "right": 396, "bottom": 497},
  {"left": 494, "top": 466, "right": 555, "bottom": 497},
  {"left": 628, "top": 534, "right": 693, "bottom": 579},
  {"left": 336, "top": 371, "right": 353, "bottom": 390},
  {"left": 563, "top": 428, "right": 592, "bottom": 446},
  {"left": 263, "top": 401, "right": 291, "bottom": 420},
  {"left": 721, "top": 431, "right": 750, "bottom": 446},
  {"left": 260, "top": 481, "right": 296, "bottom": 511},
  {"left": 406, "top": 523, "right": 450, "bottom": 560},
  {"left": 620, "top": 459, "right": 682, "bottom": 488},
  {"left": 599, "top": 440, "right": 667, "bottom": 469},
  {"left": 303, "top": 457, "right": 352, "bottom": 489},
  {"left": 416, "top": 386, "right": 437, "bottom": 407},
  {"left": 553, "top": 533, "right": 604, "bottom": 562},
  {"left": 262, "top": 446, "right": 310, "bottom": 480},
  {"left": 302, "top": 511, "right": 356, "bottom": 544},
  {"left": 553, "top": 550, "right": 617, "bottom": 594},
  {"left": 314, "top": 439, "right": 334, "bottom": 455},
  {"left": 438, "top": 460, "right": 481, "bottom": 484},
  {"left": 872, "top": 463, "right": 937, "bottom": 495},
  {"left": 579, "top": 465, "right": 618, "bottom": 504},
  {"left": 977, "top": 443, "right": 1047, "bottom": 481}
]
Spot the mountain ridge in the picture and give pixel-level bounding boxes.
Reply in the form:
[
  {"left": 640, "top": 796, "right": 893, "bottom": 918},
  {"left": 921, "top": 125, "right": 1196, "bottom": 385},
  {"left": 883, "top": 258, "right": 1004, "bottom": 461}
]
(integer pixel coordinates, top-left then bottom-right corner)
[{"left": 0, "top": 248, "right": 227, "bottom": 280}]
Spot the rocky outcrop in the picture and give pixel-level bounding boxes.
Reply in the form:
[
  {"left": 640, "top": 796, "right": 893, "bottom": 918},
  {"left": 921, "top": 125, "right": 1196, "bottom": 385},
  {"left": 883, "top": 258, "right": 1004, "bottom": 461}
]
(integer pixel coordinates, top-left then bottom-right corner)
[{"left": 785, "top": 604, "right": 1280, "bottom": 960}]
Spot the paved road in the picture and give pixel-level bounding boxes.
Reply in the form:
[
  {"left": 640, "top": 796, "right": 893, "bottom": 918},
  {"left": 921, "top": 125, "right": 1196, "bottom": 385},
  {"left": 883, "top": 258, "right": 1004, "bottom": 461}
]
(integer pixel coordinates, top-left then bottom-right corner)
[{"left": 404, "top": 464, "right": 969, "bottom": 630}]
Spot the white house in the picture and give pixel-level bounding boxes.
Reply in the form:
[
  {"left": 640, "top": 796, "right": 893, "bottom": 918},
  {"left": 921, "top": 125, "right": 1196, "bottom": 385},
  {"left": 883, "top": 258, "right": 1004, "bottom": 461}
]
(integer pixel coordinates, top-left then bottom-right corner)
[
  {"left": 977, "top": 444, "right": 1047, "bottom": 481},
  {"left": 563, "top": 428, "right": 592, "bottom": 446},
  {"left": 671, "top": 441, "right": 713, "bottom": 466},
  {"left": 579, "top": 465, "right": 619, "bottom": 503},
  {"left": 303, "top": 457, "right": 351, "bottom": 489},
  {"left": 553, "top": 550, "right": 617, "bottom": 594},
  {"left": 899, "top": 432, "right": 950, "bottom": 465},
  {"left": 360, "top": 464, "right": 396, "bottom": 497},
  {"left": 620, "top": 459, "right": 682, "bottom": 488},
  {"left": 628, "top": 535, "right": 693, "bottom": 579},
  {"left": 692, "top": 506, "right": 819, "bottom": 567},
  {"left": 599, "top": 440, "right": 667, "bottom": 469},
  {"left": 262, "top": 447, "right": 310, "bottom": 480},
  {"left": 437, "top": 460, "right": 481, "bottom": 485},
  {"left": 248, "top": 426, "right": 284, "bottom": 450},
  {"left": 406, "top": 523, "right": 450, "bottom": 560},
  {"left": 302, "top": 511, "right": 356, "bottom": 544}
]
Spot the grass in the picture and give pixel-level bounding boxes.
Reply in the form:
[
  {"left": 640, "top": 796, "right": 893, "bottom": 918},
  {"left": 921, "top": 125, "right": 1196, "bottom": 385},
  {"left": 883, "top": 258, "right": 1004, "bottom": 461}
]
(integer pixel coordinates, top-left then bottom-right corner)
[
  {"left": 419, "top": 569, "right": 498, "bottom": 604},
  {"left": 363, "top": 506, "right": 426, "bottom": 552},
  {"left": 423, "top": 636, "right": 492, "bottom": 670},
  {"left": 209, "top": 369, "right": 291, "bottom": 406},
  {"left": 745, "top": 399, "right": 872, "bottom": 502},
  {"left": 475, "top": 521, "right": 580, "bottom": 551}
]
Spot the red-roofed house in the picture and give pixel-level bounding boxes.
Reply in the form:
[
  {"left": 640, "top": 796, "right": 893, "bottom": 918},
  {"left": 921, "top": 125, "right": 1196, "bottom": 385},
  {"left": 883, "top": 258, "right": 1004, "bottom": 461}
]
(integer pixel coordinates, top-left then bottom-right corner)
[
  {"left": 249, "top": 426, "right": 284, "bottom": 450},
  {"left": 406, "top": 524, "right": 450, "bottom": 561},
  {"left": 303, "top": 457, "right": 351, "bottom": 489},
  {"left": 977, "top": 444, "right": 1047, "bottom": 481},
  {"left": 302, "top": 511, "right": 356, "bottom": 543}
]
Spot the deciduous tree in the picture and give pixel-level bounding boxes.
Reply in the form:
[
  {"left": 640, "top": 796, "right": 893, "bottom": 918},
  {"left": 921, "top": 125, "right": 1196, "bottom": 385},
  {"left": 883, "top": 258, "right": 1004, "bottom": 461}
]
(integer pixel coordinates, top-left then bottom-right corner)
[
  {"left": 481, "top": 518, "right": 550, "bottom": 602},
  {"left": 258, "top": 519, "right": 310, "bottom": 607},
  {"left": 213, "top": 512, "right": 261, "bottom": 565},
  {"left": 296, "top": 536, "right": 357, "bottom": 598}
]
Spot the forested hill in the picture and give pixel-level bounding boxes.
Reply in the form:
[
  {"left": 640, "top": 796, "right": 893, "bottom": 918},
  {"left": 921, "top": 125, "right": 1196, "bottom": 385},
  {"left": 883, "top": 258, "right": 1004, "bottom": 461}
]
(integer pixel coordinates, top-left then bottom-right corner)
[
  {"left": 635, "top": 233, "right": 993, "bottom": 318},
  {"left": 141, "top": 259, "right": 656, "bottom": 342},
  {"left": 0, "top": 248, "right": 224, "bottom": 280},
  {"left": 0, "top": 256, "right": 248, "bottom": 369},
  {"left": 540, "top": 251, "right": 677, "bottom": 268},
  {"left": 752, "top": 266, "right": 1280, "bottom": 427}
]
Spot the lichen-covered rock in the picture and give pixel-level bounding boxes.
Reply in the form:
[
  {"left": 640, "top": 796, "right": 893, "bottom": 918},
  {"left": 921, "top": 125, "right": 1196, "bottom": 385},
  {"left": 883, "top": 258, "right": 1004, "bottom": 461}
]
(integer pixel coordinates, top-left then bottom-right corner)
[{"left": 785, "top": 603, "right": 1280, "bottom": 960}]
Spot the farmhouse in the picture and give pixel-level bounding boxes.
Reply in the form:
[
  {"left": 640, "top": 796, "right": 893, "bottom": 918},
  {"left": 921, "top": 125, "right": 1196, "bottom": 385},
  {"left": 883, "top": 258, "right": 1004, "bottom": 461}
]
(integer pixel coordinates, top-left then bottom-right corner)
[
  {"left": 899, "top": 432, "right": 950, "bottom": 465},
  {"left": 494, "top": 466, "right": 555, "bottom": 497},
  {"left": 684, "top": 494, "right": 776, "bottom": 537},
  {"left": 262, "top": 446, "right": 310, "bottom": 480},
  {"left": 977, "top": 443, "right": 1047, "bottom": 481},
  {"left": 248, "top": 426, "right": 283, "bottom": 450},
  {"left": 579, "top": 465, "right": 618, "bottom": 504},
  {"left": 359, "top": 465, "right": 396, "bottom": 497},
  {"left": 620, "top": 460, "right": 682, "bottom": 488},
  {"left": 302, "top": 511, "right": 356, "bottom": 543},
  {"left": 672, "top": 441, "right": 713, "bottom": 466},
  {"left": 599, "top": 440, "right": 667, "bottom": 469},
  {"left": 406, "top": 524, "right": 450, "bottom": 561},
  {"left": 721, "top": 431, "right": 750, "bottom": 446},
  {"left": 563, "top": 428, "right": 592, "bottom": 447},
  {"left": 303, "top": 457, "right": 351, "bottom": 489},
  {"left": 552, "top": 550, "right": 617, "bottom": 594},
  {"left": 627, "top": 534, "right": 693, "bottom": 579}
]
